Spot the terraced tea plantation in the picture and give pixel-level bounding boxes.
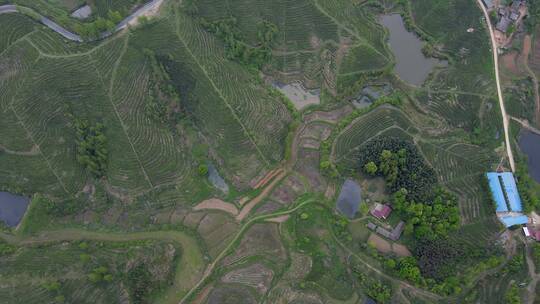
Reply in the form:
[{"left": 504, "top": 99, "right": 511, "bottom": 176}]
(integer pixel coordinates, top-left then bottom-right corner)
[{"left": 0, "top": 0, "right": 538, "bottom": 303}]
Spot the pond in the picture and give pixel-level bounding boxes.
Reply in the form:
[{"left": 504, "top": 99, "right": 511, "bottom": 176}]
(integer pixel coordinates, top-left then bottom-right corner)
[
  {"left": 207, "top": 163, "right": 229, "bottom": 194},
  {"left": 519, "top": 130, "right": 540, "bottom": 183},
  {"left": 379, "top": 14, "right": 445, "bottom": 86},
  {"left": 0, "top": 192, "right": 30, "bottom": 227},
  {"left": 336, "top": 179, "right": 362, "bottom": 219}
]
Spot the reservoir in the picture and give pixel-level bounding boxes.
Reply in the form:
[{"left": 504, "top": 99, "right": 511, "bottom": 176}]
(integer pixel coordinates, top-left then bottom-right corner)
[
  {"left": 379, "top": 14, "right": 444, "bottom": 86},
  {"left": 519, "top": 130, "right": 540, "bottom": 183},
  {"left": 0, "top": 192, "right": 30, "bottom": 227}
]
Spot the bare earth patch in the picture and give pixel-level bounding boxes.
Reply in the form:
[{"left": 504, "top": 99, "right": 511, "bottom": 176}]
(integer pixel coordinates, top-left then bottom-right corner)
[
  {"left": 266, "top": 215, "right": 290, "bottom": 223},
  {"left": 392, "top": 243, "right": 412, "bottom": 257},
  {"left": 367, "top": 233, "right": 392, "bottom": 253},
  {"left": 193, "top": 198, "right": 238, "bottom": 216}
]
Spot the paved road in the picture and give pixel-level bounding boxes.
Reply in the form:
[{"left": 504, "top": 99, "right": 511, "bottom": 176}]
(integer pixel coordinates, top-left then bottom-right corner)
[
  {"left": 0, "top": 4, "right": 16, "bottom": 14},
  {"left": 0, "top": 0, "right": 164, "bottom": 43},
  {"left": 40, "top": 16, "right": 82, "bottom": 42},
  {"left": 476, "top": 0, "right": 516, "bottom": 172},
  {"left": 0, "top": 4, "right": 82, "bottom": 42}
]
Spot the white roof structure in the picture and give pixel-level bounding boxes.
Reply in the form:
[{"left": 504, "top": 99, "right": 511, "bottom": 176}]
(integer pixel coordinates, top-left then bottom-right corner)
[{"left": 523, "top": 227, "right": 531, "bottom": 237}]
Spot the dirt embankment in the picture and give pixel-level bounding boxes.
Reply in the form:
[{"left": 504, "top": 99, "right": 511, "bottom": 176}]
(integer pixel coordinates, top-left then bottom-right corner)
[{"left": 193, "top": 198, "right": 238, "bottom": 216}]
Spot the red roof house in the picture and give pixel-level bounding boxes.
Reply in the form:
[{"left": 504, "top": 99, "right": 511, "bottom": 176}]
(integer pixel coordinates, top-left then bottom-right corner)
[{"left": 371, "top": 203, "right": 392, "bottom": 220}]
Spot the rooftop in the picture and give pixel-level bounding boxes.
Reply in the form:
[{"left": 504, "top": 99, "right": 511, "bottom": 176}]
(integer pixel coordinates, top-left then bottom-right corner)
[{"left": 487, "top": 172, "right": 523, "bottom": 213}]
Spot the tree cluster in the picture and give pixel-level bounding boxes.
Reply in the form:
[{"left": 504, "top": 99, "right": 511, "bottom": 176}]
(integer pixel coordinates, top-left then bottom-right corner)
[
  {"left": 358, "top": 137, "right": 436, "bottom": 202},
  {"left": 143, "top": 50, "right": 183, "bottom": 126},
  {"left": 127, "top": 263, "right": 153, "bottom": 304},
  {"left": 76, "top": 10, "right": 123, "bottom": 40},
  {"left": 88, "top": 266, "right": 113, "bottom": 283},
  {"left": 393, "top": 188, "right": 460, "bottom": 239},
  {"left": 413, "top": 238, "right": 464, "bottom": 281},
  {"left": 75, "top": 119, "right": 108, "bottom": 178},
  {"left": 355, "top": 272, "right": 392, "bottom": 303},
  {"left": 200, "top": 17, "right": 278, "bottom": 69}
]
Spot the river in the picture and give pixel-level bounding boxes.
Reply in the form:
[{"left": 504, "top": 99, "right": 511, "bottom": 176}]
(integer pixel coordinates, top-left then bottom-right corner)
[
  {"left": 0, "top": 192, "right": 30, "bottom": 227},
  {"left": 519, "top": 130, "right": 540, "bottom": 183},
  {"left": 379, "top": 14, "right": 445, "bottom": 86}
]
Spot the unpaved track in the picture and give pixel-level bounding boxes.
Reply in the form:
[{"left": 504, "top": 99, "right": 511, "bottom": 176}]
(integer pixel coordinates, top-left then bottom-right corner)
[{"left": 476, "top": 0, "right": 516, "bottom": 172}]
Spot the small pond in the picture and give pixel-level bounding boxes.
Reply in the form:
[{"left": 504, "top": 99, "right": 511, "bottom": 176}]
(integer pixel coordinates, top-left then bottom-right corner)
[
  {"left": 379, "top": 14, "right": 446, "bottom": 86},
  {"left": 519, "top": 130, "right": 540, "bottom": 183},
  {"left": 0, "top": 192, "right": 30, "bottom": 227},
  {"left": 208, "top": 163, "right": 229, "bottom": 194},
  {"left": 336, "top": 179, "right": 362, "bottom": 219}
]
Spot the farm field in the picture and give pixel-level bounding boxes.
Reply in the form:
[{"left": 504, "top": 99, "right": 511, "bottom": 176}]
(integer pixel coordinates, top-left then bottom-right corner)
[{"left": 1, "top": 0, "right": 539, "bottom": 303}]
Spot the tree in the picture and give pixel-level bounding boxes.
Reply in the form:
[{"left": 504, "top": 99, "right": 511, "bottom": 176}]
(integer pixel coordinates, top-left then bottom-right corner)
[{"left": 364, "top": 161, "right": 378, "bottom": 175}]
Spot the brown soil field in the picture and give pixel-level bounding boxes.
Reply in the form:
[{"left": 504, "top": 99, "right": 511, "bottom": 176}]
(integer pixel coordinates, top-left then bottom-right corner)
[
  {"left": 501, "top": 51, "right": 520, "bottom": 76},
  {"left": 197, "top": 213, "right": 239, "bottom": 258},
  {"left": 222, "top": 223, "right": 286, "bottom": 266},
  {"left": 367, "top": 233, "right": 392, "bottom": 253},
  {"left": 529, "top": 28, "right": 540, "bottom": 76},
  {"left": 182, "top": 211, "right": 206, "bottom": 229},
  {"left": 392, "top": 243, "right": 412, "bottom": 257},
  {"left": 193, "top": 198, "right": 238, "bottom": 216}
]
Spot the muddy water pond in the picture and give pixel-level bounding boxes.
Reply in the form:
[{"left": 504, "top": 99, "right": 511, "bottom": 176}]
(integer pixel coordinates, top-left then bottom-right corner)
[
  {"left": 208, "top": 163, "right": 229, "bottom": 194},
  {"left": 336, "top": 179, "right": 362, "bottom": 219},
  {"left": 0, "top": 192, "right": 30, "bottom": 227},
  {"left": 379, "top": 14, "right": 445, "bottom": 86},
  {"left": 519, "top": 130, "right": 540, "bottom": 183}
]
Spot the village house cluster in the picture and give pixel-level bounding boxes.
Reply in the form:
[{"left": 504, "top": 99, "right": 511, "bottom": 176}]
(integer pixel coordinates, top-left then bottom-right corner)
[{"left": 483, "top": 0, "right": 528, "bottom": 46}]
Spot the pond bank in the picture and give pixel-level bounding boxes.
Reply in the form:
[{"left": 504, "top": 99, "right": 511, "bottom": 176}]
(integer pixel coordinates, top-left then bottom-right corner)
[{"left": 379, "top": 14, "right": 446, "bottom": 86}]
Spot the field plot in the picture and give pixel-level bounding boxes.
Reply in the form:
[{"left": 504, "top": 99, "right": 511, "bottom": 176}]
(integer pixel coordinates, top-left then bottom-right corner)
[
  {"left": 222, "top": 223, "right": 286, "bottom": 266},
  {"left": 197, "top": 213, "right": 239, "bottom": 259},
  {"left": 0, "top": 239, "right": 178, "bottom": 304}
]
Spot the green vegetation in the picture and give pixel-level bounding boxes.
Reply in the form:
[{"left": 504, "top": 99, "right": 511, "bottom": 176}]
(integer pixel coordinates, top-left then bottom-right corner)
[
  {"left": 200, "top": 17, "right": 278, "bottom": 69},
  {"left": 357, "top": 137, "right": 436, "bottom": 201},
  {"left": 74, "top": 119, "right": 108, "bottom": 178}
]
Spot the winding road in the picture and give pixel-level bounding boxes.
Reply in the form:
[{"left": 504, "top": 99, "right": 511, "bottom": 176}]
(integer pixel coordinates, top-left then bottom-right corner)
[
  {"left": 0, "top": 0, "right": 164, "bottom": 43},
  {"left": 476, "top": 0, "right": 516, "bottom": 172}
]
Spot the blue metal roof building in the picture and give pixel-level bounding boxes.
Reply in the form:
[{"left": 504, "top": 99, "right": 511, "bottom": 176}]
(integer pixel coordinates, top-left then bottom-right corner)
[
  {"left": 487, "top": 172, "right": 508, "bottom": 212},
  {"left": 500, "top": 172, "right": 523, "bottom": 212},
  {"left": 500, "top": 215, "right": 529, "bottom": 227},
  {"left": 486, "top": 172, "right": 524, "bottom": 213},
  {"left": 487, "top": 172, "right": 528, "bottom": 228}
]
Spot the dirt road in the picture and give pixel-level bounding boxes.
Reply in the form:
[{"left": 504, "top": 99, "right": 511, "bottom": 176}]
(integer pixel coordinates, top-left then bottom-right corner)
[{"left": 476, "top": 0, "right": 516, "bottom": 172}]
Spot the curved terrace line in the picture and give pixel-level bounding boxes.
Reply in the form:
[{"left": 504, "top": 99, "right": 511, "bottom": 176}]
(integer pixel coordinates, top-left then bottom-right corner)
[{"left": 0, "top": 0, "right": 163, "bottom": 43}]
